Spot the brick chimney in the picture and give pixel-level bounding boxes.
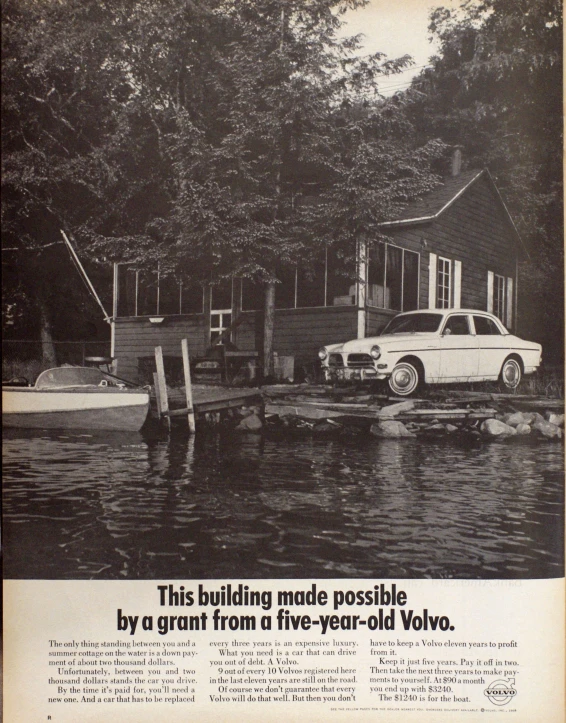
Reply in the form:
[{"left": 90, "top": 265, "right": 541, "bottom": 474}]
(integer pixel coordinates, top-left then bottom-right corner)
[{"left": 451, "top": 148, "right": 462, "bottom": 176}]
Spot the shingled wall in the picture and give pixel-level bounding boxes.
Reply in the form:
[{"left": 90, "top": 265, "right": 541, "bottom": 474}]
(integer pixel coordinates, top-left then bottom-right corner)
[{"left": 386, "top": 174, "right": 518, "bottom": 314}]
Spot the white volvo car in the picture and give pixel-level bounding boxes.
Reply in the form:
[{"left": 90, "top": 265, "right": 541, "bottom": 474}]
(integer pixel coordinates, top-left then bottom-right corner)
[{"left": 318, "top": 309, "right": 542, "bottom": 396}]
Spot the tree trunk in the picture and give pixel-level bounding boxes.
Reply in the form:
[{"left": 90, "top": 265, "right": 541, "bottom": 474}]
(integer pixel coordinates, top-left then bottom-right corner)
[
  {"left": 38, "top": 296, "right": 57, "bottom": 367},
  {"left": 263, "top": 282, "right": 276, "bottom": 377}
]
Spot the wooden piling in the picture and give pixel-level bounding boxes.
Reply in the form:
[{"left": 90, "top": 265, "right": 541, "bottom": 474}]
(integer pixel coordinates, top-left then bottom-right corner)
[
  {"left": 154, "top": 346, "right": 170, "bottom": 428},
  {"left": 181, "top": 338, "right": 196, "bottom": 433},
  {"left": 153, "top": 373, "right": 162, "bottom": 418},
  {"left": 153, "top": 341, "right": 263, "bottom": 431}
]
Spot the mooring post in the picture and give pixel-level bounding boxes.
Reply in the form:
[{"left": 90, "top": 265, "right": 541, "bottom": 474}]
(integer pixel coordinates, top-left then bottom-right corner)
[
  {"left": 181, "top": 338, "right": 196, "bottom": 433},
  {"left": 154, "top": 346, "right": 170, "bottom": 428},
  {"left": 153, "top": 372, "right": 162, "bottom": 418}
]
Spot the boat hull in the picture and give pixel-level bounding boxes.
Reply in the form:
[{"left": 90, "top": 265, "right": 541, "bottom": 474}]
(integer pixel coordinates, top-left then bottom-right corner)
[{"left": 2, "top": 388, "right": 150, "bottom": 431}]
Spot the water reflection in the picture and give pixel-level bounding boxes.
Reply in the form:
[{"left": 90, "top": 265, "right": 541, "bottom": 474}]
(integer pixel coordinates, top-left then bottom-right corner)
[{"left": 2, "top": 428, "right": 563, "bottom": 580}]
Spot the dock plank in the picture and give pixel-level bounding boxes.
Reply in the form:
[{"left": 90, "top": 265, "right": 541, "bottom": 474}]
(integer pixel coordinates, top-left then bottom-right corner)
[{"left": 191, "top": 385, "right": 263, "bottom": 414}]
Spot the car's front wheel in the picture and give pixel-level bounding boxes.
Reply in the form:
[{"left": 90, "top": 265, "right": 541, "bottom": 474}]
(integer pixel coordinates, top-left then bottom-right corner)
[
  {"left": 500, "top": 357, "right": 522, "bottom": 390},
  {"left": 388, "top": 362, "right": 421, "bottom": 397}
]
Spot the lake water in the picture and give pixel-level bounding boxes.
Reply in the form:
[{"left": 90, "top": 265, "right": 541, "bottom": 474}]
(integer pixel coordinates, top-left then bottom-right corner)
[{"left": 2, "top": 428, "right": 563, "bottom": 580}]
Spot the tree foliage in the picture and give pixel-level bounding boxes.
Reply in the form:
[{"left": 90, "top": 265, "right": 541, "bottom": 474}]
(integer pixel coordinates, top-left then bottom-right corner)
[
  {"left": 407, "top": 0, "right": 563, "bottom": 359},
  {"left": 2, "top": 0, "right": 446, "bottom": 366}
]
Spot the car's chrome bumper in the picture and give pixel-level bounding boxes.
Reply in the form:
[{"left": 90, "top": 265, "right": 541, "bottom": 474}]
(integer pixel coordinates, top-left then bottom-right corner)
[{"left": 323, "top": 368, "right": 388, "bottom": 381}]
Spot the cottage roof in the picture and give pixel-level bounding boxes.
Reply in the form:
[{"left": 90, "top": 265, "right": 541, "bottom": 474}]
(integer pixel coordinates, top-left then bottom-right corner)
[
  {"left": 381, "top": 169, "right": 483, "bottom": 225},
  {"left": 380, "top": 168, "right": 528, "bottom": 259}
]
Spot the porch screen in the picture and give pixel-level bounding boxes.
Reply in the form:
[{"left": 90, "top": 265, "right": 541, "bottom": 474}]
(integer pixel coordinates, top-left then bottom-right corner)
[
  {"left": 137, "top": 269, "right": 158, "bottom": 316},
  {"left": 115, "top": 265, "right": 204, "bottom": 316},
  {"left": 180, "top": 282, "right": 204, "bottom": 314},
  {"left": 326, "top": 247, "right": 355, "bottom": 305},
  {"left": 159, "top": 273, "right": 181, "bottom": 315},
  {"left": 296, "top": 252, "right": 326, "bottom": 308},
  {"left": 242, "top": 278, "right": 264, "bottom": 312},
  {"left": 274, "top": 248, "right": 355, "bottom": 309},
  {"left": 117, "top": 267, "right": 137, "bottom": 317},
  {"left": 211, "top": 282, "right": 232, "bottom": 311},
  {"left": 275, "top": 266, "right": 297, "bottom": 309}
]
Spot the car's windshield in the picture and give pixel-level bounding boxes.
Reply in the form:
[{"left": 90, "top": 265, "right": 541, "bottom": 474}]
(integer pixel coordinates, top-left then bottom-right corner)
[{"left": 381, "top": 313, "right": 443, "bottom": 335}]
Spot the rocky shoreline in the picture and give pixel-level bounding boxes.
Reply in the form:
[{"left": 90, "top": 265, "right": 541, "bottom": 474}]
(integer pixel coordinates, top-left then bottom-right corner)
[
  {"left": 260, "top": 385, "right": 564, "bottom": 442},
  {"left": 163, "top": 382, "right": 564, "bottom": 441}
]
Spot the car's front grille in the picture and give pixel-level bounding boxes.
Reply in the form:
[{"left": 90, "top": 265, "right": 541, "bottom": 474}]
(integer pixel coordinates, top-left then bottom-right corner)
[
  {"left": 328, "top": 353, "right": 344, "bottom": 368},
  {"left": 346, "top": 353, "right": 374, "bottom": 369}
]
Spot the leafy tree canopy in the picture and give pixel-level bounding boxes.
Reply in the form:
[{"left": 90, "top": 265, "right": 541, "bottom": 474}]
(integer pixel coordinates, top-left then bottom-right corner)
[
  {"left": 2, "top": 0, "right": 445, "bottom": 369},
  {"left": 407, "top": 0, "right": 563, "bottom": 358}
]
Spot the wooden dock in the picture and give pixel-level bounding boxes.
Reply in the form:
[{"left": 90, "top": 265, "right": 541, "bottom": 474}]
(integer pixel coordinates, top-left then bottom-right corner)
[
  {"left": 191, "top": 386, "right": 263, "bottom": 414},
  {"left": 152, "top": 341, "right": 263, "bottom": 431}
]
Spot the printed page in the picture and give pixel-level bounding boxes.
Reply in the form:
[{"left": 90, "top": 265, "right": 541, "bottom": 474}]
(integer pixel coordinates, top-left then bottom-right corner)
[{"left": 2, "top": 0, "right": 564, "bottom": 722}]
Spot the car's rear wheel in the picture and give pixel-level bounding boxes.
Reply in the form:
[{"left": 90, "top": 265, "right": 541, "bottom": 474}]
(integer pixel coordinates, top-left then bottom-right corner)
[
  {"left": 388, "top": 362, "right": 421, "bottom": 397},
  {"left": 500, "top": 357, "right": 522, "bottom": 390}
]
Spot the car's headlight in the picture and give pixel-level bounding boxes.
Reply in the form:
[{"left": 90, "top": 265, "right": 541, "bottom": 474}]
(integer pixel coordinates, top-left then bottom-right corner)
[
  {"left": 370, "top": 345, "right": 381, "bottom": 360},
  {"left": 318, "top": 347, "right": 328, "bottom": 361}
]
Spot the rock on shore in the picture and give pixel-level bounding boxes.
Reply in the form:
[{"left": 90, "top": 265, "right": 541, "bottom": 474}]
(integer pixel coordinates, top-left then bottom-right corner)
[
  {"left": 481, "top": 419, "right": 517, "bottom": 437},
  {"left": 370, "top": 420, "right": 415, "bottom": 438}
]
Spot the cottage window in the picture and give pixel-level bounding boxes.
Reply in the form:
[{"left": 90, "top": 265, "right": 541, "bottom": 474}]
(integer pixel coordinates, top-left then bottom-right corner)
[
  {"left": 210, "top": 312, "right": 231, "bottom": 343},
  {"left": 367, "top": 244, "right": 387, "bottom": 307},
  {"left": 487, "top": 271, "right": 513, "bottom": 327},
  {"left": 210, "top": 281, "right": 233, "bottom": 344},
  {"left": 403, "top": 250, "right": 419, "bottom": 311},
  {"left": 437, "top": 257, "right": 452, "bottom": 309},
  {"left": 493, "top": 274, "right": 505, "bottom": 320},
  {"left": 387, "top": 245, "right": 403, "bottom": 311},
  {"left": 428, "top": 254, "right": 462, "bottom": 309},
  {"left": 367, "top": 244, "right": 420, "bottom": 312}
]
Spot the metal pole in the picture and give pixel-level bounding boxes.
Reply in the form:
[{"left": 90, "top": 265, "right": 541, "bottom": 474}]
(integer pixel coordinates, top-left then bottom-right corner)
[
  {"left": 111, "top": 263, "right": 119, "bottom": 359},
  {"left": 60, "top": 230, "right": 110, "bottom": 320}
]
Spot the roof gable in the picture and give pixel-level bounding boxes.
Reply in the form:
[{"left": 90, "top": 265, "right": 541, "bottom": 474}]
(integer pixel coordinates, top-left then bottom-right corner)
[
  {"left": 382, "top": 169, "right": 483, "bottom": 225},
  {"left": 379, "top": 168, "right": 528, "bottom": 259}
]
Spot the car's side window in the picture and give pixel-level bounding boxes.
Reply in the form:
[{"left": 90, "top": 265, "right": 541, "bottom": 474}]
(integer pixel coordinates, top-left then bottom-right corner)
[
  {"left": 443, "top": 315, "right": 471, "bottom": 335},
  {"left": 473, "top": 316, "right": 501, "bottom": 335}
]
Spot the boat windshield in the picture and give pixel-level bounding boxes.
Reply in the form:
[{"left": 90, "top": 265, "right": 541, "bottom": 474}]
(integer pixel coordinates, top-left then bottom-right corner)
[
  {"left": 381, "top": 313, "right": 443, "bottom": 335},
  {"left": 36, "top": 367, "right": 108, "bottom": 389}
]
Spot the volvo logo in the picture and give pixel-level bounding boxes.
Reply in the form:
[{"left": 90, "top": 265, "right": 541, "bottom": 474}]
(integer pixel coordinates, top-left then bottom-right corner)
[{"left": 484, "top": 678, "right": 517, "bottom": 706}]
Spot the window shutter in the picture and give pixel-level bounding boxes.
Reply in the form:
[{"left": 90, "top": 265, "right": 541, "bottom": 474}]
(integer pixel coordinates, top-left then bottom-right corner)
[
  {"left": 453, "top": 260, "right": 462, "bottom": 309},
  {"left": 506, "top": 277, "right": 513, "bottom": 328},
  {"left": 487, "top": 271, "right": 494, "bottom": 313},
  {"left": 428, "top": 253, "right": 437, "bottom": 309}
]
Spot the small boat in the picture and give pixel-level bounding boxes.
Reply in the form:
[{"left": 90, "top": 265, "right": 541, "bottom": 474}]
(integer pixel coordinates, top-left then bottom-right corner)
[{"left": 2, "top": 366, "right": 150, "bottom": 431}]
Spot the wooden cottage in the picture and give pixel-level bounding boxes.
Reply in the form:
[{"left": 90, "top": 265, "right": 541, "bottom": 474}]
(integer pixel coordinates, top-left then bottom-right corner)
[{"left": 111, "top": 166, "right": 526, "bottom": 382}]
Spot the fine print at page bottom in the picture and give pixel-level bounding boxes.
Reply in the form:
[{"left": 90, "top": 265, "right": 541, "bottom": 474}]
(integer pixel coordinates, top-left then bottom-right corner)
[{"left": 3, "top": 578, "right": 564, "bottom": 723}]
